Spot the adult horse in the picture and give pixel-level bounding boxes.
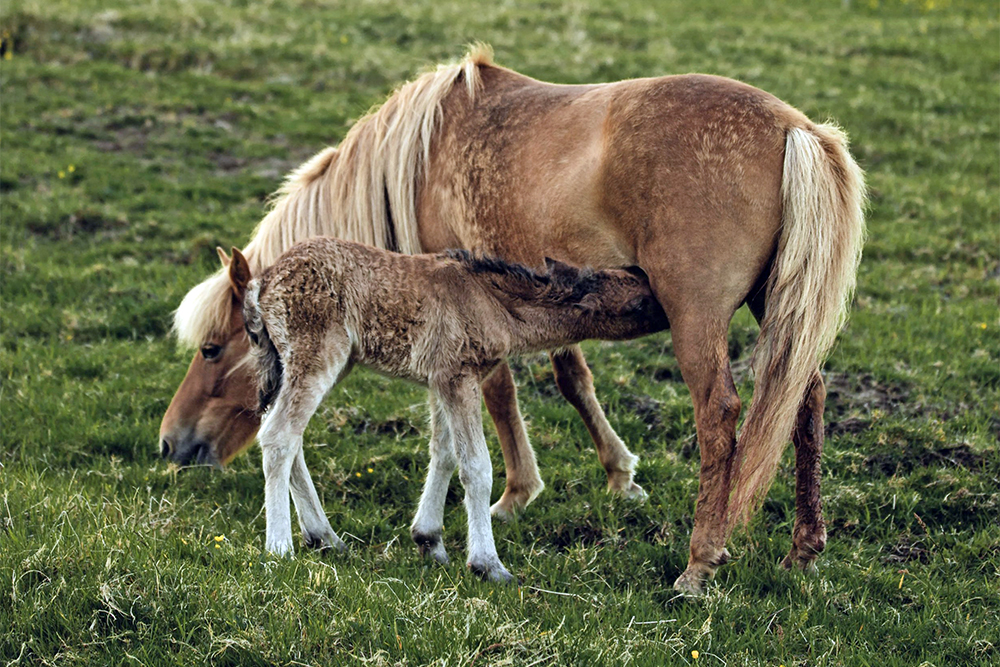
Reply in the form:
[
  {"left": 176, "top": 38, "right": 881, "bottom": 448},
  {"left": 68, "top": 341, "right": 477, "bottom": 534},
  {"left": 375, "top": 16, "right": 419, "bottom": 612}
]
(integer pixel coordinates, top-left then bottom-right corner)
[{"left": 160, "top": 46, "right": 865, "bottom": 594}]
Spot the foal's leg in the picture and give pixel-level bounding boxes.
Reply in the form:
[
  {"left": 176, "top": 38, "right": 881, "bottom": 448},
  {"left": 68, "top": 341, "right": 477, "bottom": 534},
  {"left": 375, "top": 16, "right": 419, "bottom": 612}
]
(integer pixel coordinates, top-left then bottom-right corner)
[
  {"left": 258, "top": 392, "right": 309, "bottom": 556},
  {"left": 260, "top": 338, "right": 348, "bottom": 556},
  {"left": 482, "top": 363, "right": 544, "bottom": 520},
  {"left": 290, "top": 448, "right": 346, "bottom": 553},
  {"left": 410, "top": 394, "right": 456, "bottom": 565},
  {"left": 435, "top": 375, "right": 513, "bottom": 583},
  {"left": 781, "top": 370, "right": 827, "bottom": 571},
  {"left": 670, "top": 316, "right": 742, "bottom": 595},
  {"left": 285, "top": 339, "right": 351, "bottom": 553},
  {"left": 551, "top": 345, "right": 646, "bottom": 499}
]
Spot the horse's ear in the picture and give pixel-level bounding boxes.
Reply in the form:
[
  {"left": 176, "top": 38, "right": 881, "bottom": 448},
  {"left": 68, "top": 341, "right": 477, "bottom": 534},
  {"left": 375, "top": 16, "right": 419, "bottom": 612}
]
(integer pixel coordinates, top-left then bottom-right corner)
[
  {"left": 216, "top": 246, "right": 231, "bottom": 268},
  {"left": 228, "top": 247, "right": 252, "bottom": 299}
]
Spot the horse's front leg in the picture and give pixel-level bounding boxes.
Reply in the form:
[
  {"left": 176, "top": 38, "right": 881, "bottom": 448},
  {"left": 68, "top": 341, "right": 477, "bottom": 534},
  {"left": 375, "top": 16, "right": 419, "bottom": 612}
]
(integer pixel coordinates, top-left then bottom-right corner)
[
  {"left": 482, "top": 362, "right": 544, "bottom": 520},
  {"left": 411, "top": 393, "right": 456, "bottom": 565},
  {"left": 551, "top": 345, "right": 646, "bottom": 499},
  {"left": 435, "top": 376, "right": 513, "bottom": 583}
]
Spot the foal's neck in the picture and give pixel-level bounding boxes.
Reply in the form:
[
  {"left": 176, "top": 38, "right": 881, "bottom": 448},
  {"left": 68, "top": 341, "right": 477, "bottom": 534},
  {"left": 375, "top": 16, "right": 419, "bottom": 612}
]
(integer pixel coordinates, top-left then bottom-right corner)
[{"left": 503, "top": 303, "right": 597, "bottom": 354}]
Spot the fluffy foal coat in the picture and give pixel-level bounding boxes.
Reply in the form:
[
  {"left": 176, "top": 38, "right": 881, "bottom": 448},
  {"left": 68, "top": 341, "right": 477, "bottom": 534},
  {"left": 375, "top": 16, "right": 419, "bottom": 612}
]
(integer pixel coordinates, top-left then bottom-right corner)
[{"left": 228, "top": 238, "right": 667, "bottom": 581}]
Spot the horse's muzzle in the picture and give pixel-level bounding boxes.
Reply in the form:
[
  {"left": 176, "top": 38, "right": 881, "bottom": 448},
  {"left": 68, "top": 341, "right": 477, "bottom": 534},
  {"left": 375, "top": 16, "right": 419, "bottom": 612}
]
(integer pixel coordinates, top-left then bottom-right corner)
[{"left": 161, "top": 436, "right": 218, "bottom": 467}]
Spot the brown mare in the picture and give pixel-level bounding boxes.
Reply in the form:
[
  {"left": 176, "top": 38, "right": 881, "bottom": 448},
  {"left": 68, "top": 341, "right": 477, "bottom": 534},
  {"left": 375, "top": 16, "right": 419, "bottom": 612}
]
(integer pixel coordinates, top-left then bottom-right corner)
[{"left": 161, "top": 46, "right": 865, "bottom": 594}]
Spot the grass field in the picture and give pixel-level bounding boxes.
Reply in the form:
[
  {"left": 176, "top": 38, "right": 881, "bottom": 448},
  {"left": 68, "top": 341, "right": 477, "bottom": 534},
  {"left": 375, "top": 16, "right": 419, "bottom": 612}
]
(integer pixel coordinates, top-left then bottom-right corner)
[{"left": 2, "top": 0, "right": 998, "bottom": 664}]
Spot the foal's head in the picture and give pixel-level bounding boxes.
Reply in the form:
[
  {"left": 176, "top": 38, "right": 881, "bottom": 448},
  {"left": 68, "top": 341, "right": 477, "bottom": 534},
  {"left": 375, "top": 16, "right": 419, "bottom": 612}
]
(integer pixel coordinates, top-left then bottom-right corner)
[
  {"left": 539, "top": 258, "right": 669, "bottom": 339},
  {"left": 159, "top": 249, "right": 257, "bottom": 467}
]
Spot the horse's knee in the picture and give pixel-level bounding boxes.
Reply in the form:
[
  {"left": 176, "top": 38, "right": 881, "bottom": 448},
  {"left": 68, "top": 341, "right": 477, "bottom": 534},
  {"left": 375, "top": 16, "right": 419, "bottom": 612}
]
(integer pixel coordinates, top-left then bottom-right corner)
[
  {"left": 551, "top": 349, "right": 593, "bottom": 401},
  {"left": 717, "top": 388, "right": 741, "bottom": 429}
]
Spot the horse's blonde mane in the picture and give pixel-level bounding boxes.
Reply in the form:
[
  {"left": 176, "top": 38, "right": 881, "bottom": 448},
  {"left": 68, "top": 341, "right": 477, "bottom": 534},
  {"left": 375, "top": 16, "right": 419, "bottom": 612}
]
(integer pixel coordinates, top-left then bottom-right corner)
[{"left": 173, "top": 45, "right": 493, "bottom": 348}]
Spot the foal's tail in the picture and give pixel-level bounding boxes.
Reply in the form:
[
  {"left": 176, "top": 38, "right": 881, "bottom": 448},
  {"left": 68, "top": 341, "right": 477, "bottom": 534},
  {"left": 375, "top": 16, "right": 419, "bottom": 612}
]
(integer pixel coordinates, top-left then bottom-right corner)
[
  {"left": 242, "top": 281, "right": 284, "bottom": 414},
  {"left": 727, "top": 123, "right": 866, "bottom": 529}
]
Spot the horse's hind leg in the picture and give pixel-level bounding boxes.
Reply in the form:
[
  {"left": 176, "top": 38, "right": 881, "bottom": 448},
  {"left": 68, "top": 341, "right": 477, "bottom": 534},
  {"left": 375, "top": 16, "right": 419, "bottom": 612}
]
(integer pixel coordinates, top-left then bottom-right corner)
[
  {"left": 411, "top": 393, "right": 456, "bottom": 565},
  {"left": 551, "top": 345, "right": 645, "bottom": 499},
  {"left": 781, "top": 370, "right": 827, "bottom": 571},
  {"left": 670, "top": 316, "right": 741, "bottom": 595},
  {"left": 483, "top": 362, "right": 544, "bottom": 520},
  {"left": 747, "top": 296, "right": 828, "bottom": 571}
]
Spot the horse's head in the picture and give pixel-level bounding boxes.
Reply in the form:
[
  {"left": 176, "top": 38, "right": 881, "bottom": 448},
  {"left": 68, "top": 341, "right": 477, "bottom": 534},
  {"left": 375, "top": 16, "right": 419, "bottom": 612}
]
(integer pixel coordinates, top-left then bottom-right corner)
[{"left": 159, "top": 248, "right": 257, "bottom": 467}]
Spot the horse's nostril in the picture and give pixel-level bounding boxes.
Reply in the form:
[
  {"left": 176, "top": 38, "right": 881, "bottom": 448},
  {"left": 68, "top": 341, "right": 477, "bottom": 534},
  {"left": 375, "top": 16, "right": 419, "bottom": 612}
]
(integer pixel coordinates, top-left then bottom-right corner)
[{"left": 160, "top": 439, "right": 172, "bottom": 458}]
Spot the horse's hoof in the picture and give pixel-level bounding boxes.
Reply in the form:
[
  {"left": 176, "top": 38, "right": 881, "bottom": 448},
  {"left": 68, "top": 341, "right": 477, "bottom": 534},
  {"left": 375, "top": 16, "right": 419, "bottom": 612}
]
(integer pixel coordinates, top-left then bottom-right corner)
[
  {"left": 468, "top": 558, "right": 514, "bottom": 584},
  {"left": 615, "top": 481, "right": 648, "bottom": 502},
  {"left": 412, "top": 531, "right": 449, "bottom": 565},
  {"left": 489, "top": 500, "right": 516, "bottom": 522},
  {"left": 781, "top": 552, "right": 819, "bottom": 574},
  {"left": 672, "top": 568, "right": 707, "bottom": 596}
]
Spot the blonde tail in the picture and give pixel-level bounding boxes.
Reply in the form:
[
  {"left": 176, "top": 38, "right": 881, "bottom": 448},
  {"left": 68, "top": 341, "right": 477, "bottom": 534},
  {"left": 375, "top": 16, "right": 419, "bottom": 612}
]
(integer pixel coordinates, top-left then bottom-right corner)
[{"left": 728, "top": 123, "right": 866, "bottom": 528}]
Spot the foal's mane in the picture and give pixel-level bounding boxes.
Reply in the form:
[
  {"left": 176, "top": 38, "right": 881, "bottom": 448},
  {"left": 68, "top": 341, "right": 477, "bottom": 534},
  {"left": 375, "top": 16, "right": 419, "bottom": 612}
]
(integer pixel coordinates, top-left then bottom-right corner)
[
  {"left": 173, "top": 45, "right": 494, "bottom": 347},
  {"left": 446, "top": 249, "right": 603, "bottom": 306}
]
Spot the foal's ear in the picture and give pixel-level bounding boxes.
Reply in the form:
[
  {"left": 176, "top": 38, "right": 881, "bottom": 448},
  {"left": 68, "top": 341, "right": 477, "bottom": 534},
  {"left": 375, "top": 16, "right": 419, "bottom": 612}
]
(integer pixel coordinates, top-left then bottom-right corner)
[
  {"left": 216, "top": 246, "right": 232, "bottom": 268},
  {"left": 227, "top": 247, "right": 252, "bottom": 299},
  {"left": 543, "top": 257, "right": 578, "bottom": 278}
]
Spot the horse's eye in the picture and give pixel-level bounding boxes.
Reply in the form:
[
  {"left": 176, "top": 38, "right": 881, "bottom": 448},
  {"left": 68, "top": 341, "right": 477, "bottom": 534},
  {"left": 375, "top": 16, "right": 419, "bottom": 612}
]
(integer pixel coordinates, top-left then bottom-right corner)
[{"left": 201, "top": 344, "right": 223, "bottom": 361}]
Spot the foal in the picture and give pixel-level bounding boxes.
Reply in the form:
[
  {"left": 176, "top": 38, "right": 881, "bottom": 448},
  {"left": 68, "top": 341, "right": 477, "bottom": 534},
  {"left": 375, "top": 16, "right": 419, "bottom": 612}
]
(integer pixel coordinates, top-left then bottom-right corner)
[{"left": 227, "top": 237, "right": 667, "bottom": 582}]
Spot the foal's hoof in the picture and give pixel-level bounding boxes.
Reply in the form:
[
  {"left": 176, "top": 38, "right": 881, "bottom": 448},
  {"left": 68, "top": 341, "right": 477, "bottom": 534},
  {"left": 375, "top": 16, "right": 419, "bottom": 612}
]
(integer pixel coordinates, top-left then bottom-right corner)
[
  {"left": 468, "top": 558, "right": 515, "bottom": 584},
  {"left": 412, "top": 531, "right": 449, "bottom": 566},
  {"left": 265, "top": 538, "right": 295, "bottom": 558},
  {"left": 303, "top": 530, "right": 347, "bottom": 554}
]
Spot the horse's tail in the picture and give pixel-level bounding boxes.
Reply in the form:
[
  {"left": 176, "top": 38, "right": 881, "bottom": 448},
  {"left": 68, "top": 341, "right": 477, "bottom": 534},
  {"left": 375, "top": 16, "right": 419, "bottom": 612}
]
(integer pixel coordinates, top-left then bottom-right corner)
[
  {"left": 727, "top": 123, "right": 866, "bottom": 528},
  {"left": 242, "top": 281, "right": 283, "bottom": 414}
]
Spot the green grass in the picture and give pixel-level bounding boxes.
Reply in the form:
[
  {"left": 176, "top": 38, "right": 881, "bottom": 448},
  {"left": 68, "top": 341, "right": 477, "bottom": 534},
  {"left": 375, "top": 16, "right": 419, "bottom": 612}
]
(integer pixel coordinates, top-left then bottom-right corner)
[{"left": 1, "top": 0, "right": 998, "bottom": 664}]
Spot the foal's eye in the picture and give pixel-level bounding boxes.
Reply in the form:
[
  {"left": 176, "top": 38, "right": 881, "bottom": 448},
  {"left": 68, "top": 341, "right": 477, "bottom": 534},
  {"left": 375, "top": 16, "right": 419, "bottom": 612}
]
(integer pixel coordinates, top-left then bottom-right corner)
[{"left": 200, "top": 344, "right": 223, "bottom": 361}]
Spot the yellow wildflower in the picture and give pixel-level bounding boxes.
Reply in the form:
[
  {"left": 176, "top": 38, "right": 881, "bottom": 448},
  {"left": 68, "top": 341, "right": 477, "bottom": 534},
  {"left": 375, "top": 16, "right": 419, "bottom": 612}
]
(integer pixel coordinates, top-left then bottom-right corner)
[
  {"left": 367, "top": 467, "right": 374, "bottom": 473},
  {"left": 58, "top": 171, "right": 65, "bottom": 179},
  {"left": 979, "top": 323, "right": 987, "bottom": 330},
  {"left": 356, "top": 472, "right": 362, "bottom": 477},
  {"left": 692, "top": 650, "right": 699, "bottom": 660},
  {"left": 68, "top": 164, "right": 75, "bottom": 172},
  {"left": 214, "top": 535, "right": 225, "bottom": 542}
]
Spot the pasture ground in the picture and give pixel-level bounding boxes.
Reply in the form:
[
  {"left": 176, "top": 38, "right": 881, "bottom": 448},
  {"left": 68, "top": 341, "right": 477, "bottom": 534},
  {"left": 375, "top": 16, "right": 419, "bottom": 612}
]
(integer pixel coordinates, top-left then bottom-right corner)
[{"left": 1, "top": 0, "right": 998, "bottom": 665}]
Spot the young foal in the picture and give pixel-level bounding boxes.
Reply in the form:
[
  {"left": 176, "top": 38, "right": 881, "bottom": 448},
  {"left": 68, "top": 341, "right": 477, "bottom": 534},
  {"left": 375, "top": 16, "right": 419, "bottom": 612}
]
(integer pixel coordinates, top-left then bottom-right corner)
[{"left": 228, "top": 238, "right": 667, "bottom": 582}]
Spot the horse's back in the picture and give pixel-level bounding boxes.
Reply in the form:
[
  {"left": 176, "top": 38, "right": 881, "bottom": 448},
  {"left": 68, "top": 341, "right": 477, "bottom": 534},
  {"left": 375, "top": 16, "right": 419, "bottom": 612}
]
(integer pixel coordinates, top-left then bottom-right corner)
[{"left": 426, "top": 67, "right": 805, "bottom": 314}]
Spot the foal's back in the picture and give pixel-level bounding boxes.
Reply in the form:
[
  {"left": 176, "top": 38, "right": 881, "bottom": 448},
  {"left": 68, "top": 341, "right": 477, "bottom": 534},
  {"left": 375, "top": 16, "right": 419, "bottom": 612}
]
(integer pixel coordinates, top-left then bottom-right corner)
[{"left": 254, "top": 237, "right": 499, "bottom": 381}]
